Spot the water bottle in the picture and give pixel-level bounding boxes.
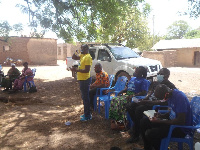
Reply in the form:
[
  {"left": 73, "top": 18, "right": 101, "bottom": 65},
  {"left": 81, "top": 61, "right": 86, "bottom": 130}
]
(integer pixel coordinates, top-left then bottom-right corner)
[{"left": 195, "top": 142, "right": 200, "bottom": 150}]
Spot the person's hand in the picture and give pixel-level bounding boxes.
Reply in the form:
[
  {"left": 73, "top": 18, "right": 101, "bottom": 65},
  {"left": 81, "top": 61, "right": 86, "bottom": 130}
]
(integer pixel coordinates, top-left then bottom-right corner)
[
  {"left": 90, "top": 85, "right": 94, "bottom": 89},
  {"left": 69, "top": 67, "right": 77, "bottom": 72},
  {"left": 150, "top": 112, "right": 161, "bottom": 122},
  {"left": 150, "top": 116, "right": 160, "bottom": 122},
  {"left": 126, "top": 95, "right": 133, "bottom": 102},
  {"left": 154, "top": 112, "right": 161, "bottom": 118}
]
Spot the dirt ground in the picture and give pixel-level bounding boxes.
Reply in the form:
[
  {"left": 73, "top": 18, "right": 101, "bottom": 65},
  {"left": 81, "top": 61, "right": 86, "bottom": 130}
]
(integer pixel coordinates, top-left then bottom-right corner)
[{"left": 0, "top": 61, "right": 200, "bottom": 150}]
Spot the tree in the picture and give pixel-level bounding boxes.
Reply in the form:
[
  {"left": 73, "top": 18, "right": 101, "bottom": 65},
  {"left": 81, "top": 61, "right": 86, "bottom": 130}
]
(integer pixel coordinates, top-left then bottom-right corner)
[
  {"left": 0, "top": 21, "right": 12, "bottom": 42},
  {"left": 166, "top": 20, "right": 190, "bottom": 40},
  {"left": 187, "top": 0, "right": 200, "bottom": 18},
  {"left": 0, "top": 21, "right": 12, "bottom": 37},
  {"left": 184, "top": 29, "right": 200, "bottom": 39},
  {"left": 95, "top": 2, "right": 155, "bottom": 51},
  {"left": 13, "top": 23, "right": 24, "bottom": 35},
  {"left": 16, "top": 0, "right": 146, "bottom": 42}
]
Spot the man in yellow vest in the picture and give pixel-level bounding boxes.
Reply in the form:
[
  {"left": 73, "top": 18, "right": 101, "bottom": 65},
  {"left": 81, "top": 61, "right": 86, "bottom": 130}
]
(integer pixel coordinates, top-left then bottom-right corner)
[{"left": 70, "top": 44, "right": 93, "bottom": 121}]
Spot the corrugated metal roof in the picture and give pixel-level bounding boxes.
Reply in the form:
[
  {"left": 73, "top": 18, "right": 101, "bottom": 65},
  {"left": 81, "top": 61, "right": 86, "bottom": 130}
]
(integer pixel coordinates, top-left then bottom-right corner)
[{"left": 152, "top": 38, "right": 200, "bottom": 50}]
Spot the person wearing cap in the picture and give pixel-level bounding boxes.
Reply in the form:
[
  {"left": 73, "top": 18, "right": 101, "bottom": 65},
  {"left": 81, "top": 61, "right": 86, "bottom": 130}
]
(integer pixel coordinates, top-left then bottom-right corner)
[
  {"left": 1, "top": 63, "right": 20, "bottom": 91},
  {"left": 12, "top": 62, "right": 33, "bottom": 91},
  {"left": 70, "top": 44, "right": 93, "bottom": 121}
]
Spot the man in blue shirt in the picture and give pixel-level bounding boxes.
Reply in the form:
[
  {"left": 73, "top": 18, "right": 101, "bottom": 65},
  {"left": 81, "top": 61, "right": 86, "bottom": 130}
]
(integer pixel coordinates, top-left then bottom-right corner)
[
  {"left": 126, "top": 68, "right": 176, "bottom": 143},
  {"left": 132, "top": 84, "right": 192, "bottom": 150}
]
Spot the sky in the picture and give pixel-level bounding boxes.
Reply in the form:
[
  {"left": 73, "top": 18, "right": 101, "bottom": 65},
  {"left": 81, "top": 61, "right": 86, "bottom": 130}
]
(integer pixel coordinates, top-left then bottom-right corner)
[
  {"left": 0, "top": 0, "right": 200, "bottom": 42},
  {"left": 146, "top": 0, "right": 200, "bottom": 35}
]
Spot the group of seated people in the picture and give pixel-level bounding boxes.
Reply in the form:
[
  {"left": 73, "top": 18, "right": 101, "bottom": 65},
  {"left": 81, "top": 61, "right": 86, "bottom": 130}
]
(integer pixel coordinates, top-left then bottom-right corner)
[
  {"left": 1, "top": 62, "right": 34, "bottom": 93},
  {"left": 90, "top": 63, "right": 192, "bottom": 150}
]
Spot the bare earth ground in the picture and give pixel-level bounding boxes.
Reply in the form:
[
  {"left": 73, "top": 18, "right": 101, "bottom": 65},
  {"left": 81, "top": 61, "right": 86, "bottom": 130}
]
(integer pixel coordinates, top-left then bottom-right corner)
[{"left": 0, "top": 61, "right": 200, "bottom": 150}]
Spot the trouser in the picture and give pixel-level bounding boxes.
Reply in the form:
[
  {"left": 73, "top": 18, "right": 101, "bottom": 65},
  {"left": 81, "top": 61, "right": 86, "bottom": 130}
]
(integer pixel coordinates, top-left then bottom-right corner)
[
  {"left": 140, "top": 117, "right": 185, "bottom": 150},
  {"left": 126, "top": 101, "right": 168, "bottom": 137},
  {"left": 79, "top": 77, "right": 91, "bottom": 118},
  {"left": 126, "top": 103, "right": 152, "bottom": 137},
  {"left": 89, "top": 87, "right": 97, "bottom": 109}
]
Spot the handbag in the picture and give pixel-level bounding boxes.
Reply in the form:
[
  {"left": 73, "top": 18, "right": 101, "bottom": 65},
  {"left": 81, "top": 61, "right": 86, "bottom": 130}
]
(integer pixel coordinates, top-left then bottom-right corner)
[{"left": 110, "top": 120, "right": 128, "bottom": 131}]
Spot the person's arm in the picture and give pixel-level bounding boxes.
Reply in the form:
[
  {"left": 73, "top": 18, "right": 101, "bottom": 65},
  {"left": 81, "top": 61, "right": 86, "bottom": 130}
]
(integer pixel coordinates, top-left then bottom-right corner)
[
  {"left": 25, "top": 69, "right": 33, "bottom": 76},
  {"left": 143, "top": 90, "right": 154, "bottom": 100},
  {"left": 138, "top": 99, "right": 165, "bottom": 105},
  {"left": 76, "top": 65, "right": 90, "bottom": 73},
  {"left": 151, "top": 112, "right": 186, "bottom": 125},
  {"left": 7, "top": 69, "right": 12, "bottom": 76},
  {"left": 117, "top": 87, "right": 128, "bottom": 96},
  {"left": 72, "top": 51, "right": 80, "bottom": 60},
  {"left": 135, "top": 90, "right": 147, "bottom": 96}
]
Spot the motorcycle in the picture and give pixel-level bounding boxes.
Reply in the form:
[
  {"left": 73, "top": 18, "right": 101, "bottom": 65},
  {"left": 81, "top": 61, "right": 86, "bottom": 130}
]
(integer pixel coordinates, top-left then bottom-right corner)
[{"left": 3, "top": 57, "right": 23, "bottom": 66}]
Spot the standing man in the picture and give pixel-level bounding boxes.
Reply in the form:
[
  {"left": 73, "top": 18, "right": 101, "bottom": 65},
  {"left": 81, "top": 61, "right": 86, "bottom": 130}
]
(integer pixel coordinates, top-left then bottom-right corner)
[
  {"left": 89, "top": 63, "right": 110, "bottom": 110},
  {"left": 70, "top": 44, "right": 93, "bottom": 121}
]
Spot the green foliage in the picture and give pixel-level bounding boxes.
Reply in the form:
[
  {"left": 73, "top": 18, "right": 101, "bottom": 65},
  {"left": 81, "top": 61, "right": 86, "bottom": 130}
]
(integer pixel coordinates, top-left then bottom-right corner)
[
  {"left": 30, "top": 28, "right": 45, "bottom": 38},
  {"left": 187, "top": 0, "right": 200, "bottom": 18},
  {"left": 184, "top": 29, "right": 200, "bottom": 39},
  {"left": 166, "top": 20, "right": 190, "bottom": 40},
  {"left": 96, "top": 2, "right": 155, "bottom": 51},
  {"left": 13, "top": 23, "right": 24, "bottom": 35},
  {"left": 0, "top": 21, "right": 12, "bottom": 37},
  {"left": 17, "top": 0, "right": 145, "bottom": 42}
]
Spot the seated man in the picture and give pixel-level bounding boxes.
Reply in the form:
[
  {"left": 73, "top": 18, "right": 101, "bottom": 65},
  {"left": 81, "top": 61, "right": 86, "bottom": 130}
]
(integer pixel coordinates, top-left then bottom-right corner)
[
  {"left": 89, "top": 63, "right": 110, "bottom": 110},
  {"left": 2, "top": 63, "right": 20, "bottom": 91},
  {"left": 132, "top": 84, "right": 192, "bottom": 150},
  {"left": 126, "top": 68, "right": 177, "bottom": 143}
]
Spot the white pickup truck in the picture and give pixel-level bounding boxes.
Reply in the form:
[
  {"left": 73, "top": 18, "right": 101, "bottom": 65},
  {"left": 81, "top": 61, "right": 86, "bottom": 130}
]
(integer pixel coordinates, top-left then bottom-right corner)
[{"left": 66, "top": 44, "right": 162, "bottom": 82}]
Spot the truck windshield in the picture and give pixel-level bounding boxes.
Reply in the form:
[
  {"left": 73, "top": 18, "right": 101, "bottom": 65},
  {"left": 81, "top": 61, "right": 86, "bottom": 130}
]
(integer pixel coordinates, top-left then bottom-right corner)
[{"left": 109, "top": 46, "right": 140, "bottom": 60}]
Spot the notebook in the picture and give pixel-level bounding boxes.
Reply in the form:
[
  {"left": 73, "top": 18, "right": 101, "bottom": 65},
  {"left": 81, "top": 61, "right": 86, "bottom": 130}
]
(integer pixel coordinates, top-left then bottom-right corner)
[{"left": 143, "top": 110, "right": 156, "bottom": 118}]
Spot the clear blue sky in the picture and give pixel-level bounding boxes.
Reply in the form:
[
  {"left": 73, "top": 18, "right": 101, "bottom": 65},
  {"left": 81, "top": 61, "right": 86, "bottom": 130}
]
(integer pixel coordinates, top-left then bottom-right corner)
[{"left": 0, "top": 0, "right": 200, "bottom": 39}]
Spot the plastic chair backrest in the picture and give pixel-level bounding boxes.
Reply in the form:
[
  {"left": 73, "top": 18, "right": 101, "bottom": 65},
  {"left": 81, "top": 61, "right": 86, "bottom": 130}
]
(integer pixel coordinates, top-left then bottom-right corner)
[
  {"left": 32, "top": 68, "right": 36, "bottom": 77},
  {"left": 159, "top": 96, "right": 200, "bottom": 150},
  {"left": 108, "top": 75, "right": 114, "bottom": 88},
  {"left": 190, "top": 96, "right": 200, "bottom": 127},
  {"left": 113, "top": 76, "right": 128, "bottom": 91}
]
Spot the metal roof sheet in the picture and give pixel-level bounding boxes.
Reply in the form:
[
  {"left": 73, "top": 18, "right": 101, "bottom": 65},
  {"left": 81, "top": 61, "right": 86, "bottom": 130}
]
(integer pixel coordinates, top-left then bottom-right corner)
[{"left": 152, "top": 38, "right": 200, "bottom": 50}]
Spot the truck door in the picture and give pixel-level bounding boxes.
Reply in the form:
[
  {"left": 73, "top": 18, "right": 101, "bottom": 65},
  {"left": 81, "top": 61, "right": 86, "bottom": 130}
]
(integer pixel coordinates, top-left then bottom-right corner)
[{"left": 97, "top": 49, "right": 113, "bottom": 75}]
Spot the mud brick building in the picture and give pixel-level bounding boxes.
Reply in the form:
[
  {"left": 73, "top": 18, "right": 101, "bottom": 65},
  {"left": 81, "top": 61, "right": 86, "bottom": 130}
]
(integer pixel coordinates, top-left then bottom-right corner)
[
  {"left": 0, "top": 36, "right": 57, "bottom": 65},
  {"left": 143, "top": 38, "right": 200, "bottom": 67}
]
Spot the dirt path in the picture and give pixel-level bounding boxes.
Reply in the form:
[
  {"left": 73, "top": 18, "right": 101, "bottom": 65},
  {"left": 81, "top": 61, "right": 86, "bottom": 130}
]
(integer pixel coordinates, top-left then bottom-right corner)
[{"left": 0, "top": 62, "right": 199, "bottom": 150}]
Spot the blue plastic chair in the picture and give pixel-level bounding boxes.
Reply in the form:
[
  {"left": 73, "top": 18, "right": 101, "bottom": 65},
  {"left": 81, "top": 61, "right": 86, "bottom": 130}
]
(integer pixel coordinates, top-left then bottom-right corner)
[
  {"left": 96, "top": 76, "right": 128, "bottom": 119},
  {"left": 23, "top": 68, "right": 36, "bottom": 92},
  {"left": 93, "top": 74, "right": 115, "bottom": 111},
  {"left": 159, "top": 96, "right": 200, "bottom": 150}
]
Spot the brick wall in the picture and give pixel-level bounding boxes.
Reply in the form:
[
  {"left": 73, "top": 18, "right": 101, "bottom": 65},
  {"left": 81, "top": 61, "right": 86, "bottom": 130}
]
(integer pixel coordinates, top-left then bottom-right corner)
[
  {"left": 142, "top": 50, "right": 177, "bottom": 67},
  {"left": 0, "top": 37, "right": 57, "bottom": 65},
  {"left": 27, "top": 38, "right": 57, "bottom": 65}
]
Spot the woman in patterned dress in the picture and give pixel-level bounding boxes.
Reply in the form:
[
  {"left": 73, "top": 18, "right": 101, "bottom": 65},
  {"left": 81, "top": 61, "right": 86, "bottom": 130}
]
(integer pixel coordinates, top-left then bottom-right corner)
[
  {"left": 109, "top": 66, "right": 150, "bottom": 121},
  {"left": 12, "top": 62, "right": 33, "bottom": 91}
]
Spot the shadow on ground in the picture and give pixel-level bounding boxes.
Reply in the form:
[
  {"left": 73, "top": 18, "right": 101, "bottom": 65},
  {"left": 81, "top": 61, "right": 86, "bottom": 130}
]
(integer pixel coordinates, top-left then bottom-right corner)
[{"left": 0, "top": 77, "right": 199, "bottom": 150}]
